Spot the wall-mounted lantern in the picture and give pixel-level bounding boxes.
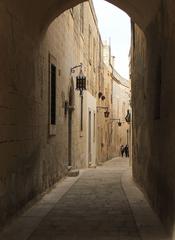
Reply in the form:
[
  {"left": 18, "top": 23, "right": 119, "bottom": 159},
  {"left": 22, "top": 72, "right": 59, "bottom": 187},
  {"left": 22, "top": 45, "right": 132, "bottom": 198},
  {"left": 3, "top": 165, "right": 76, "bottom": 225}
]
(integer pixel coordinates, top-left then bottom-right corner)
[
  {"left": 98, "top": 92, "right": 106, "bottom": 101},
  {"left": 71, "top": 63, "right": 86, "bottom": 96},
  {"left": 97, "top": 106, "right": 110, "bottom": 118},
  {"left": 118, "top": 120, "right": 122, "bottom": 127},
  {"left": 125, "top": 109, "right": 131, "bottom": 123},
  {"left": 98, "top": 92, "right": 103, "bottom": 99},
  {"left": 71, "top": 63, "right": 86, "bottom": 131},
  {"left": 104, "top": 109, "right": 110, "bottom": 118},
  {"left": 110, "top": 118, "right": 122, "bottom": 127},
  {"left": 101, "top": 95, "right": 106, "bottom": 101}
]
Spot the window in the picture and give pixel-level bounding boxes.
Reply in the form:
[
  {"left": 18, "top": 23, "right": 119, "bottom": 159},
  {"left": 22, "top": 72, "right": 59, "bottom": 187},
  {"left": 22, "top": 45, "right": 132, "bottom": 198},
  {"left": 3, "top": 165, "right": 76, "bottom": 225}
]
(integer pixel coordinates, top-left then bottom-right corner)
[
  {"left": 51, "top": 64, "right": 56, "bottom": 125},
  {"left": 49, "top": 54, "right": 57, "bottom": 135}
]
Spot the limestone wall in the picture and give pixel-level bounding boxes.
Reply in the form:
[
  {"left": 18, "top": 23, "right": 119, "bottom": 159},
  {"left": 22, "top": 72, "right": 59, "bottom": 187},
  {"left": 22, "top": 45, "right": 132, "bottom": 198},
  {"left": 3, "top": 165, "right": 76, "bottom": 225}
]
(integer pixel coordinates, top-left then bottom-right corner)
[
  {"left": 131, "top": 2, "right": 175, "bottom": 234},
  {"left": 110, "top": 77, "right": 130, "bottom": 158},
  {"left": 1, "top": 0, "right": 175, "bottom": 234},
  {"left": 0, "top": 1, "right": 100, "bottom": 225}
]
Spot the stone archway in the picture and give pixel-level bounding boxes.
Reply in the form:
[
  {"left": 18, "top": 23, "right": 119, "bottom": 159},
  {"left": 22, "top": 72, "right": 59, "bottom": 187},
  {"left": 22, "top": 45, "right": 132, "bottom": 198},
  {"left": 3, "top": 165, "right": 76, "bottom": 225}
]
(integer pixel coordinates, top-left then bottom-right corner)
[
  {"left": 1, "top": 0, "right": 175, "bottom": 235},
  {"left": 2, "top": 0, "right": 160, "bottom": 36},
  {"left": 40, "top": 0, "right": 160, "bottom": 33}
]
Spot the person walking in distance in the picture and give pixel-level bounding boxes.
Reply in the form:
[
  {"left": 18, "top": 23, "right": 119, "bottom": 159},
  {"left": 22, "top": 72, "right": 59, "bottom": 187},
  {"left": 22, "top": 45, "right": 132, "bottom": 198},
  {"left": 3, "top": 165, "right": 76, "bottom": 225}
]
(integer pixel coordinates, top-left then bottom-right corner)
[
  {"left": 120, "top": 145, "right": 125, "bottom": 157},
  {"left": 124, "top": 144, "right": 129, "bottom": 157}
]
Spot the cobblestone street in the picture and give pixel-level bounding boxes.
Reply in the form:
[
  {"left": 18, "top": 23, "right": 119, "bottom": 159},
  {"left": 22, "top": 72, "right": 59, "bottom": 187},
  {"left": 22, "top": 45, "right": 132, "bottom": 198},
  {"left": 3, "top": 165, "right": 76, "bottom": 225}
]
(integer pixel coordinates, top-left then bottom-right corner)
[{"left": 0, "top": 158, "right": 170, "bottom": 240}]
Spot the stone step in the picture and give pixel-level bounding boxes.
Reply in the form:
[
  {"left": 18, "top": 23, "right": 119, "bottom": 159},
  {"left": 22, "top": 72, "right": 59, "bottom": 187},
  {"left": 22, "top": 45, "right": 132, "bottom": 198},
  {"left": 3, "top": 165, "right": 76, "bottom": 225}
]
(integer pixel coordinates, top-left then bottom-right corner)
[
  {"left": 89, "top": 164, "right": 97, "bottom": 168},
  {"left": 67, "top": 169, "right": 79, "bottom": 177}
]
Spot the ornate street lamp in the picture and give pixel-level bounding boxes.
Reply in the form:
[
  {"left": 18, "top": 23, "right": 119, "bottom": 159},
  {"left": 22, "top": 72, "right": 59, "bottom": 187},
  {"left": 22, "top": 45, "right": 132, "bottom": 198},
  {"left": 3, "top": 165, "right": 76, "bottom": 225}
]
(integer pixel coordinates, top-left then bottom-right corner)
[
  {"left": 74, "top": 64, "right": 86, "bottom": 96},
  {"left": 97, "top": 106, "right": 110, "bottom": 118},
  {"left": 125, "top": 109, "right": 131, "bottom": 123},
  {"left": 110, "top": 118, "right": 122, "bottom": 127},
  {"left": 104, "top": 109, "right": 110, "bottom": 118},
  {"left": 98, "top": 92, "right": 106, "bottom": 101},
  {"left": 71, "top": 63, "right": 87, "bottom": 131},
  {"left": 118, "top": 120, "right": 122, "bottom": 127},
  {"left": 101, "top": 95, "right": 106, "bottom": 101},
  {"left": 98, "top": 92, "right": 103, "bottom": 99}
]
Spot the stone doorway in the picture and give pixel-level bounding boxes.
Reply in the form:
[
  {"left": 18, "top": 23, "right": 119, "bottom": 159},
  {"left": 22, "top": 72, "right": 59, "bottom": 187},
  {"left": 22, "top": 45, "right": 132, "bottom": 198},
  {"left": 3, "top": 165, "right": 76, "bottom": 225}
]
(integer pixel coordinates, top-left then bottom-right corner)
[{"left": 88, "top": 110, "right": 92, "bottom": 166}]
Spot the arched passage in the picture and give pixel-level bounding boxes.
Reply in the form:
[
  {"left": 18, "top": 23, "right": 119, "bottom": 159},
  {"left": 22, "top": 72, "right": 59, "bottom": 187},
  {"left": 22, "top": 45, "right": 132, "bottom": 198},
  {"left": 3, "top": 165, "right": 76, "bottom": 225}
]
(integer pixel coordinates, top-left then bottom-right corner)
[
  {"left": 2, "top": 0, "right": 160, "bottom": 36},
  {"left": 1, "top": 0, "right": 175, "bottom": 236},
  {"left": 39, "top": 0, "right": 160, "bottom": 34}
]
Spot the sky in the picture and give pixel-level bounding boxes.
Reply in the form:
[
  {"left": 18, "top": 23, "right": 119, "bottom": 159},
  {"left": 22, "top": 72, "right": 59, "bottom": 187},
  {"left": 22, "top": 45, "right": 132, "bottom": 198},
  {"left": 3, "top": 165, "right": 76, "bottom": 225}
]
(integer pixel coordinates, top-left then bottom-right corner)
[{"left": 92, "top": 0, "right": 131, "bottom": 79}]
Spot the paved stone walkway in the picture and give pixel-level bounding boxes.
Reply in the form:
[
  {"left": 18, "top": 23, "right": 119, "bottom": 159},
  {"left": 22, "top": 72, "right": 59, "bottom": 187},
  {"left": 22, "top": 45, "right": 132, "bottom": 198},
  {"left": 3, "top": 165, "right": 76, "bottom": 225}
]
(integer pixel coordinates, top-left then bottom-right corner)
[{"left": 0, "top": 158, "right": 170, "bottom": 240}]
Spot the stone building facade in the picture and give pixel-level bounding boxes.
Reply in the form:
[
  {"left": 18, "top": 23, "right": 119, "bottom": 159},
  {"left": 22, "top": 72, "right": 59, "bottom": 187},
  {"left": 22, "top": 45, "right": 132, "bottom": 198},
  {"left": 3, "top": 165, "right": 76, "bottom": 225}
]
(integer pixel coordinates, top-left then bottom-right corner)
[
  {"left": 2, "top": 0, "right": 175, "bottom": 235},
  {"left": 110, "top": 69, "right": 131, "bottom": 158},
  {"left": 45, "top": 1, "right": 131, "bottom": 172},
  {"left": 0, "top": 0, "right": 130, "bottom": 225},
  {"left": 41, "top": 0, "right": 102, "bottom": 173},
  {"left": 96, "top": 42, "right": 131, "bottom": 164},
  {"left": 0, "top": 0, "right": 103, "bottom": 224}
]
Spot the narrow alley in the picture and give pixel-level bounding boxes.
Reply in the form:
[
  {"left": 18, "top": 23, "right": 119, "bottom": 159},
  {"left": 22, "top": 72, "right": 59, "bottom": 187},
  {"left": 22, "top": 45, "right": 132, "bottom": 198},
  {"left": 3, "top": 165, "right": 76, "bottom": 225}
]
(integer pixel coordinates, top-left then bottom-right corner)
[
  {"left": 2, "top": 0, "right": 175, "bottom": 237},
  {"left": 0, "top": 158, "right": 169, "bottom": 240}
]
